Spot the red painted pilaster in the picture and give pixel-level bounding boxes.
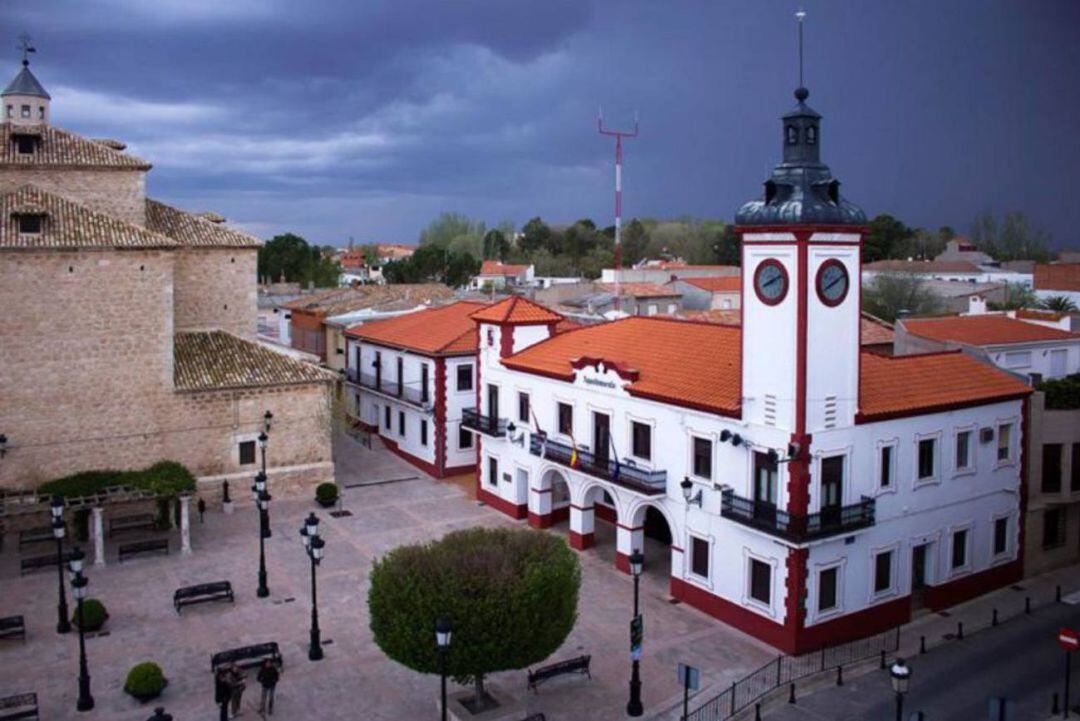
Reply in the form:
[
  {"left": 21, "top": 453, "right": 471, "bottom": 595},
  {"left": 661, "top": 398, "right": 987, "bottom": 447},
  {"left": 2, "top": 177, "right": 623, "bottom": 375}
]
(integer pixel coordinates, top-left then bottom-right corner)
[
  {"left": 434, "top": 357, "right": 447, "bottom": 476},
  {"left": 499, "top": 324, "right": 515, "bottom": 358},
  {"left": 569, "top": 531, "right": 595, "bottom": 550}
]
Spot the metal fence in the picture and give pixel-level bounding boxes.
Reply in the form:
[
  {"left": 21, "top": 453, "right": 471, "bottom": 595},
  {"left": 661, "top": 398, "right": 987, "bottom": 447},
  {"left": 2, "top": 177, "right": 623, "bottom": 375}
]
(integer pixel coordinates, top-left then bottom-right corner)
[{"left": 686, "top": 627, "right": 900, "bottom": 721}]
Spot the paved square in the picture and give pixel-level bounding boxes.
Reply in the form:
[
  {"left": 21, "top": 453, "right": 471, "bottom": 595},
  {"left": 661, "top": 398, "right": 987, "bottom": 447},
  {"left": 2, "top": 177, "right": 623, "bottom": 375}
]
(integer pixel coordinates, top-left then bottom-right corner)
[{"left": 0, "top": 439, "right": 775, "bottom": 720}]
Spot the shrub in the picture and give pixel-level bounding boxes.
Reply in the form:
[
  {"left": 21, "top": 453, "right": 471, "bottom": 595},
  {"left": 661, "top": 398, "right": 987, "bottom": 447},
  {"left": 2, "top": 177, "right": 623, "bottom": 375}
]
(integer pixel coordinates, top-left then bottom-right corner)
[
  {"left": 369, "top": 527, "right": 580, "bottom": 705},
  {"left": 315, "top": 483, "right": 339, "bottom": 505},
  {"left": 1039, "top": 373, "right": 1080, "bottom": 410},
  {"left": 124, "top": 661, "right": 167, "bottom": 701},
  {"left": 39, "top": 461, "right": 196, "bottom": 500},
  {"left": 72, "top": 598, "right": 108, "bottom": 631}
]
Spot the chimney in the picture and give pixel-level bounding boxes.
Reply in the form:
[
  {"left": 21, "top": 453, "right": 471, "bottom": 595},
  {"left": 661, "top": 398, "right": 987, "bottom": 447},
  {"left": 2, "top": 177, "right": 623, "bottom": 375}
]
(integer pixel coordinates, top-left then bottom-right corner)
[{"left": 967, "top": 295, "right": 987, "bottom": 316}]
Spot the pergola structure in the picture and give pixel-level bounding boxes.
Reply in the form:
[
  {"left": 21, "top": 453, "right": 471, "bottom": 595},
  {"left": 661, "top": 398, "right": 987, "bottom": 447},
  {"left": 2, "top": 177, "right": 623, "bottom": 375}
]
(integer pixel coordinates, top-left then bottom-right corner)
[{"left": 0, "top": 486, "right": 193, "bottom": 565}]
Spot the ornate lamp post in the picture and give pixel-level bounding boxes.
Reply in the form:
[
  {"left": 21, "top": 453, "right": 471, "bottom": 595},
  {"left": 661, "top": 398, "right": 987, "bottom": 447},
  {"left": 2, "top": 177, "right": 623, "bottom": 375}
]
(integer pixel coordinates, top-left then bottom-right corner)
[
  {"left": 254, "top": 474, "right": 271, "bottom": 598},
  {"left": 890, "top": 658, "right": 911, "bottom": 721},
  {"left": 263, "top": 410, "right": 274, "bottom": 434},
  {"left": 69, "top": 547, "right": 94, "bottom": 712},
  {"left": 50, "top": 496, "right": 71, "bottom": 634},
  {"left": 436, "top": 617, "right": 452, "bottom": 721},
  {"left": 626, "top": 548, "right": 645, "bottom": 717},
  {"left": 258, "top": 430, "right": 269, "bottom": 476},
  {"left": 299, "top": 513, "right": 325, "bottom": 661}
]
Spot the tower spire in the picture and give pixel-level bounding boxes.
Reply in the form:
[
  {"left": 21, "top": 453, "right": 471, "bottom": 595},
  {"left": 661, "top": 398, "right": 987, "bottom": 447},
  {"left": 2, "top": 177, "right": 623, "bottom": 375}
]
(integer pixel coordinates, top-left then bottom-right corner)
[
  {"left": 795, "top": 9, "right": 808, "bottom": 101},
  {"left": 17, "top": 33, "right": 36, "bottom": 68}
]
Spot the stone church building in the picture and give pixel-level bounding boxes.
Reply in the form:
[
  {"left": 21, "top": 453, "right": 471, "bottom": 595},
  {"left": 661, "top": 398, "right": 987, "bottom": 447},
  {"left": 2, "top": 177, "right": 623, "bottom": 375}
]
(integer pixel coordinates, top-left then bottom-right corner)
[{"left": 0, "top": 56, "right": 335, "bottom": 501}]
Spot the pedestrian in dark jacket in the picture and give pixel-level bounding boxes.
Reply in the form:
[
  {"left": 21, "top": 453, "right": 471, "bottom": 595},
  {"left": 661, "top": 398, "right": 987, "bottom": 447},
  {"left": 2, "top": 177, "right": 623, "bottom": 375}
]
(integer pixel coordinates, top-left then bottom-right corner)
[
  {"left": 214, "top": 668, "right": 231, "bottom": 721},
  {"left": 227, "top": 664, "right": 246, "bottom": 717},
  {"left": 256, "top": 659, "right": 280, "bottom": 716}
]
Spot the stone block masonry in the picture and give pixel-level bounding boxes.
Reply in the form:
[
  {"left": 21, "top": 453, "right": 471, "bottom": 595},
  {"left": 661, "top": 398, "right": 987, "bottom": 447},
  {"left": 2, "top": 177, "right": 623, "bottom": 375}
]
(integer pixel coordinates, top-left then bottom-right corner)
[
  {"left": 0, "top": 167, "right": 147, "bottom": 227},
  {"left": 173, "top": 247, "right": 259, "bottom": 339}
]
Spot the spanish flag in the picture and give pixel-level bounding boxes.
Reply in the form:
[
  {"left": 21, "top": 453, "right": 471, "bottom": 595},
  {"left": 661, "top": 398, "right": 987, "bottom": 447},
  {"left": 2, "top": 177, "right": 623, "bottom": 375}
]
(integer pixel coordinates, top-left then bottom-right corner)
[{"left": 569, "top": 433, "right": 580, "bottom": 469}]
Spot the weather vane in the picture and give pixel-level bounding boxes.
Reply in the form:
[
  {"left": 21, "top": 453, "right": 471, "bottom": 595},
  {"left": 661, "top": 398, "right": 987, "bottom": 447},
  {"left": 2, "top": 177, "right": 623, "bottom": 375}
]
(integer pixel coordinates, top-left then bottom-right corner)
[
  {"left": 795, "top": 9, "right": 806, "bottom": 89},
  {"left": 18, "top": 33, "right": 36, "bottom": 67}
]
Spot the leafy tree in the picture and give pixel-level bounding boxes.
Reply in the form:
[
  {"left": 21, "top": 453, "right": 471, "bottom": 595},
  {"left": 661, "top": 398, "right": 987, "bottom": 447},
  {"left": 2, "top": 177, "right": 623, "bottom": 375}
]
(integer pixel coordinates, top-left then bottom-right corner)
[
  {"left": 482, "top": 229, "right": 511, "bottom": 260},
  {"left": 714, "top": 225, "right": 741, "bottom": 266},
  {"left": 1039, "top": 295, "right": 1079, "bottom": 313},
  {"left": 420, "top": 212, "right": 485, "bottom": 251},
  {"left": 563, "top": 219, "right": 598, "bottom": 262},
  {"left": 519, "top": 217, "right": 552, "bottom": 253},
  {"left": 896, "top": 228, "right": 945, "bottom": 261},
  {"left": 258, "top": 233, "right": 340, "bottom": 287},
  {"left": 621, "top": 219, "right": 650, "bottom": 265},
  {"left": 937, "top": 226, "right": 956, "bottom": 243},
  {"left": 445, "top": 252, "right": 481, "bottom": 288},
  {"left": 369, "top": 528, "right": 581, "bottom": 706},
  {"left": 863, "top": 214, "right": 913, "bottom": 263},
  {"left": 989, "top": 281, "right": 1037, "bottom": 311},
  {"left": 969, "top": 210, "right": 1052, "bottom": 262},
  {"left": 361, "top": 243, "right": 381, "bottom": 266},
  {"left": 862, "top": 273, "right": 943, "bottom": 322}
]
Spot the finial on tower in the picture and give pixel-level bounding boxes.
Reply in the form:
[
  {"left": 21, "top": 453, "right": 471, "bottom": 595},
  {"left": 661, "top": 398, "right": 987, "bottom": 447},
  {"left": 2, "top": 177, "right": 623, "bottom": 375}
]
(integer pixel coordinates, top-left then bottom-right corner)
[
  {"left": 794, "top": 9, "right": 808, "bottom": 101},
  {"left": 17, "top": 33, "right": 36, "bottom": 67}
]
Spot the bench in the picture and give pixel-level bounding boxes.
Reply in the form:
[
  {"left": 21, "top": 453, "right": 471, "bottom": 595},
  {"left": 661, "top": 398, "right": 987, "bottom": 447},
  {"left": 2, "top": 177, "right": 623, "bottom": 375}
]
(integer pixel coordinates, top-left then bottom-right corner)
[
  {"left": 109, "top": 513, "right": 157, "bottom": 538},
  {"left": 0, "top": 693, "right": 38, "bottom": 721},
  {"left": 0, "top": 616, "right": 25, "bottom": 643},
  {"left": 211, "top": 642, "right": 282, "bottom": 672},
  {"left": 19, "top": 549, "right": 76, "bottom": 576},
  {"left": 118, "top": 538, "right": 169, "bottom": 563},
  {"left": 526, "top": 655, "right": 591, "bottom": 693},
  {"left": 17, "top": 527, "right": 53, "bottom": 550},
  {"left": 174, "top": 581, "right": 234, "bottom": 614}
]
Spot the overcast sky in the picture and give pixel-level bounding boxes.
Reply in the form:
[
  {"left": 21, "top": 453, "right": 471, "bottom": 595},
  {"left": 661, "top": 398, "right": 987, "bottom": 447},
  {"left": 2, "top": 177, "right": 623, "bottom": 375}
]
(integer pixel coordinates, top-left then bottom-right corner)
[{"left": 5, "top": 0, "right": 1079, "bottom": 248}]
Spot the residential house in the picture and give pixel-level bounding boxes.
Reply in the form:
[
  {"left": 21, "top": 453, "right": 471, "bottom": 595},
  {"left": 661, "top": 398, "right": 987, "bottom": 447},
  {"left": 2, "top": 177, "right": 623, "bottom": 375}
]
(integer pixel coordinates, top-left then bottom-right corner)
[
  {"left": 472, "top": 261, "right": 535, "bottom": 290},
  {"left": 1034, "top": 263, "right": 1080, "bottom": 306},
  {"left": 668, "top": 275, "right": 742, "bottom": 310}
]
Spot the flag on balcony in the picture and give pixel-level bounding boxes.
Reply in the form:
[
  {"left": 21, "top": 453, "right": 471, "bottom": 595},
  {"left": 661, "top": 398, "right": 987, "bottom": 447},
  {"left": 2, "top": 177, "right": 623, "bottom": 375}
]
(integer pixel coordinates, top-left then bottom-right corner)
[
  {"left": 569, "top": 432, "right": 580, "bottom": 469},
  {"left": 529, "top": 408, "right": 548, "bottom": 459},
  {"left": 609, "top": 432, "right": 621, "bottom": 482}
]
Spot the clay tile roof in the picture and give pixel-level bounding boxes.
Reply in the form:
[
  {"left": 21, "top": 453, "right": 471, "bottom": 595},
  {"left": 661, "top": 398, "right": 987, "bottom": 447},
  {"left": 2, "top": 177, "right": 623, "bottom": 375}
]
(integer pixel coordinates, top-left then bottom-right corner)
[
  {"left": 1016, "top": 308, "right": 1066, "bottom": 322},
  {"left": 0, "top": 123, "right": 151, "bottom": 169},
  {"left": 281, "top": 284, "right": 456, "bottom": 317},
  {"left": 598, "top": 282, "right": 680, "bottom": 298},
  {"left": 0, "top": 185, "right": 178, "bottom": 250},
  {"left": 146, "top": 199, "right": 261, "bottom": 248},
  {"left": 1034, "top": 263, "right": 1080, "bottom": 292},
  {"left": 479, "top": 260, "right": 530, "bottom": 276},
  {"left": 863, "top": 259, "right": 981, "bottom": 274},
  {"left": 503, "top": 316, "right": 742, "bottom": 416},
  {"left": 678, "top": 275, "right": 742, "bottom": 292},
  {"left": 470, "top": 295, "right": 563, "bottom": 324},
  {"left": 858, "top": 351, "right": 1031, "bottom": 421},
  {"left": 860, "top": 313, "right": 895, "bottom": 345},
  {"left": 174, "top": 331, "right": 335, "bottom": 392},
  {"left": 677, "top": 309, "right": 742, "bottom": 325},
  {"left": 903, "top": 315, "right": 1079, "bottom": 346},
  {"left": 345, "top": 301, "right": 488, "bottom": 355}
]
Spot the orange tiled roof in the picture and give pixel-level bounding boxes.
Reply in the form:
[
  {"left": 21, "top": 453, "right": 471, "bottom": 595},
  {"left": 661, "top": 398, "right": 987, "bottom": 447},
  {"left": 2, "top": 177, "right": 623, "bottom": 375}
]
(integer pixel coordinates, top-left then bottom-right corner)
[
  {"left": 470, "top": 295, "right": 563, "bottom": 324},
  {"left": 858, "top": 351, "right": 1030, "bottom": 421},
  {"left": 345, "top": 300, "right": 487, "bottom": 355},
  {"left": 479, "top": 260, "right": 530, "bottom": 276},
  {"left": 860, "top": 313, "right": 895, "bottom": 345},
  {"left": 863, "top": 259, "right": 981, "bottom": 274},
  {"left": 1034, "top": 263, "right": 1080, "bottom": 292},
  {"left": 503, "top": 317, "right": 742, "bottom": 416},
  {"left": 678, "top": 275, "right": 742, "bottom": 293},
  {"left": 903, "top": 315, "right": 1079, "bottom": 346},
  {"left": 0, "top": 123, "right": 151, "bottom": 169},
  {"left": 598, "top": 282, "right": 680, "bottom": 298},
  {"left": 677, "top": 309, "right": 742, "bottom": 325},
  {"left": 1016, "top": 308, "right": 1066, "bottom": 322}
]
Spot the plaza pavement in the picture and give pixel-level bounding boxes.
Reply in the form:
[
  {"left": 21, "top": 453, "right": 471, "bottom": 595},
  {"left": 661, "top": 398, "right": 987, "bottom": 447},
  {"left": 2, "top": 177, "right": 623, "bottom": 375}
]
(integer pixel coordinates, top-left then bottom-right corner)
[{"left": 0, "top": 438, "right": 777, "bottom": 720}]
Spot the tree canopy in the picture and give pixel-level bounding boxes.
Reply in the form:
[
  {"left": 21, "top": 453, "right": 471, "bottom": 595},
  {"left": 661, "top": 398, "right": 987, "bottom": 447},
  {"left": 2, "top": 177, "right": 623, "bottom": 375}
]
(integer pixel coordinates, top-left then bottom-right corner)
[
  {"left": 969, "top": 210, "right": 1052, "bottom": 262},
  {"left": 862, "top": 272, "right": 943, "bottom": 323},
  {"left": 258, "top": 232, "right": 341, "bottom": 287}
]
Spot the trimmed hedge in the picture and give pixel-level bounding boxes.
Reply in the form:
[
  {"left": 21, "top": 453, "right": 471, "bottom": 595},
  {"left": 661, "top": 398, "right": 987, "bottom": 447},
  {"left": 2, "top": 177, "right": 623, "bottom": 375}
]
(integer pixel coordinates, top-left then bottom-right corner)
[
  {"left": 72, "top": 598, "right": 108, "bottom": 631},
  {"left": 39, "top": 461, "right": 196, "bottom": 500},
  {"left": 315, "top": 482, "right": 339, "bottom": 505},
  {"left": 1038, "top": 373, "right": 1080, "bottom": 410},
  {"left": 124, "top": 661, "right": 167, "bottom": 701}
]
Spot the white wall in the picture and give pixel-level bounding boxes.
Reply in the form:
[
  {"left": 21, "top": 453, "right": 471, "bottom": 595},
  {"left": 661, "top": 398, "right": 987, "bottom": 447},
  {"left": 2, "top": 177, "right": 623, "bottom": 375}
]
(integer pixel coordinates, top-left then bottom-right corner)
[
  {"left": 983, "top": 341, "right": 1080, "bottom": 380},
  {"left": 446, "top": 355, "right": 479, "bottom": 469}
]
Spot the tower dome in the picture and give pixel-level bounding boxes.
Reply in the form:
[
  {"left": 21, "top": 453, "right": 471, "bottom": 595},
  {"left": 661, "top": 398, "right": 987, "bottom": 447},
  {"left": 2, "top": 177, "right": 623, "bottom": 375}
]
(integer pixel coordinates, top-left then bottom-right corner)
[{"left": 3, "top": 42, "right": 51, "bottom": 126}]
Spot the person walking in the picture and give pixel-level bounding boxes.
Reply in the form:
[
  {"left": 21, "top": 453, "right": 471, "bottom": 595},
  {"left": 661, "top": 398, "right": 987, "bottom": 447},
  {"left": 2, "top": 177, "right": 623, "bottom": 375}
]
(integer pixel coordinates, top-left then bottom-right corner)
[
  {"left": 256, "top": 659, "right": 281, "bottom": 716},
  {"left": 214, "top": 667, "right": 231, "bottom": 721},
  {"left": 227, "top": 663, "right": 247, "bottom": 718}
]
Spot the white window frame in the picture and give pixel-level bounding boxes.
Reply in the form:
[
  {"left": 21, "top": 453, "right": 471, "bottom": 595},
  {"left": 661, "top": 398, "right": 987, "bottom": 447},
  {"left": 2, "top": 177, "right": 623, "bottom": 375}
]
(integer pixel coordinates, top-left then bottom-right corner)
[
  {"left": 686, "top": 533, "right": 713, "bottom": 588},
  {"left": 554, "top": 396, "right": 576, "bottom": 442},
  {"left": 875, "top": 438, "right": 899, "bottom": 495},
  {"left": 810, "top": 558, "right": 845, "bottom": 623},
  {"left": 688, "top": 431, "right": 716, "bottom": 482},
  {"left": 1002, "top": 350, "right": 1032, "bottom": 369},
  {"left": 457, "top": 423, "right": 474, "bottom": 450},
  {"left": 625, "top": 412, "right": 656, "bottom": 466},
  {"left": 455, "top": 362, "right": 474, "bottom": 393},
  {"left": 995, "top": 419, "right": 1018, "bottom": 468},
  {"left": 814, "top": 446, "right": 852, "bottom": 511},
  {"left": 237, "top": 435, "right": 259, "bottom": 467},
  {"left": 952, "top": 425, "right": 977, "bottom": 477},
  {"left": 947, "top": 522, "right": 974, "bottom": 577},
  {"left": 914, "top": 431, "right": 942, "bottom": 487},
  {"left": 868, "top": 542, "right": 900, "bottom": 602},
  {"left": 742, "top": 549, "right": 778, "bottom": 618},
  {"left": 990, "top": 511, "right": 1014, "bottom": 564}
]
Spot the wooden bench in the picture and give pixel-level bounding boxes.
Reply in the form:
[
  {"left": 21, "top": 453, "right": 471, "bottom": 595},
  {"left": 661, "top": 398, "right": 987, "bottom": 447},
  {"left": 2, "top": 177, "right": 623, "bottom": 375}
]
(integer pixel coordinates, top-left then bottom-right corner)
[
  {"left": 174, "top": 581, "right": 234, "bottom": 614},
  {"left": 526, "top": 655, "right": 591, "bottom": 693},
  {"left": 109, "top": 513, "right": 157, "bottom": 538},
  {"left": 0, "top": 693, "right": 38, "bottom": 721},
  {"left": 211, "top": 642, "right": 282, "bottom": 672},
  {"left": 0, "top": 616, "right": 25, "bottom": 643},
  {"left": 19, "top": 549, "right": 76, "bottom": 576},
  {"left": 118, "top": 538, "right": 169, "bottom": 563},
  {"left": 17, "top": 527, "right": 53, "bottom": 550}
]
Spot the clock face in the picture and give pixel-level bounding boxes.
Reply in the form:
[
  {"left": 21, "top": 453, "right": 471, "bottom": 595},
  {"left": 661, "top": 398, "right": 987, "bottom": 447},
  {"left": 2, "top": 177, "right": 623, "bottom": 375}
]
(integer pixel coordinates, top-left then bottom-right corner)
[
  {"left": 816, "top": 260, "right": 849, "bottom": 307},
  {"left": 753, "top": 260, "right": 788, "bottom": 306}
]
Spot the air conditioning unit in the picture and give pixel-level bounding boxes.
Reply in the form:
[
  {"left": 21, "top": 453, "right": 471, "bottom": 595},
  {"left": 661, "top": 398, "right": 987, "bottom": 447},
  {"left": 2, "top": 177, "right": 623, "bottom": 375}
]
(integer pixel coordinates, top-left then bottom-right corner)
[{"left": 980, "top": 427, "right": 995, "bottom": 444}]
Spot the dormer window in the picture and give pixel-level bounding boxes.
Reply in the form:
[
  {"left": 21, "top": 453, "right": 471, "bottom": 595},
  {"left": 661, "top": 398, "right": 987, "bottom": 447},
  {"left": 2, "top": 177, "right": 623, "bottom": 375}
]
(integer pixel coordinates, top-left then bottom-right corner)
[
  {"left": 15, "top": 136, "right": 35, "bottom": 155},
  {"left": 786, "top": 125, "right": 798, "bottom": 145},
  {"left": 20, "top": 104, "right": 30, "bottom": 118},
  {"left": 806, "top": 126, "right": 817, "bottom": 145},
  {"left": 18, "top": 214, "right": 42, "bottom": 234}
]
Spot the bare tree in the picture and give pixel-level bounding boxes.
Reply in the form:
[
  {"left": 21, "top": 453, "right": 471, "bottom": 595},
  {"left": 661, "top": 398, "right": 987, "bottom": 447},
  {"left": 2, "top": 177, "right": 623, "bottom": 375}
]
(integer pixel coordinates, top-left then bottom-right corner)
[{"left": 862, "top": 272, "right": 943, "bottom": 322}]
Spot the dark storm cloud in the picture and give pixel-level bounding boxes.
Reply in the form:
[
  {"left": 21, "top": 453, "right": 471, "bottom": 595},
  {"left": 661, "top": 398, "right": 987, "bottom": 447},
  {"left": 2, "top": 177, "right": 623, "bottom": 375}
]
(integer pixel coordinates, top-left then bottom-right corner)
[{"left": 3, "top": 0, "right": 1079, "bottom": 246}]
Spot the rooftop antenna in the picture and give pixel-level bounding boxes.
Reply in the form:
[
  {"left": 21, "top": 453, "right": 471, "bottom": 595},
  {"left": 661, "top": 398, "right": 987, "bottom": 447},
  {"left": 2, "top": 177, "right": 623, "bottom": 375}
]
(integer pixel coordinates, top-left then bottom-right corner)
[
  {"left": 17, "top": 33, "right": 36, "bottom": 67},
  {"left": 795, "top": 8, "right": 806, "bottom": 90},
  {"left": 598, "top": 107, "right": 638, "bottom": 314}
]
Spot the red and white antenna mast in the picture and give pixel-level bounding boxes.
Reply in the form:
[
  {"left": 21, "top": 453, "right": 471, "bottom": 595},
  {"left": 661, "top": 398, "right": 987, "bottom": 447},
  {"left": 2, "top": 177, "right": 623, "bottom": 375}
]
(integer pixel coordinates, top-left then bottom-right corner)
[{"left": 598, "top": 108, "right": 638, "bottom": 313}]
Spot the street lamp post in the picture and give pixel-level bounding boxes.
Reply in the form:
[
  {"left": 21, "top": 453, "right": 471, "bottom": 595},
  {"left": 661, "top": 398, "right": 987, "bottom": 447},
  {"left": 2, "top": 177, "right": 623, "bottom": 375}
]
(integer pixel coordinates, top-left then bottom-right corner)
[
  {"left": 436, "top": 617, "right": 452, "bottom": 721},
  {"left": 50, "top": 496, "right": 71, "bottom": 634},
  {"left": 890, "top": 658, "right": 911, "bottom": 721},
  {"left": 258, "top": 430, "right": 269, "bottom": 477},
  {"left": 299, "top": 513, "right": 325, "bottom": 661},
  {"left": 253, "top": 474, "right": 272, "bottom": 598},
  {"left": 69, "top": 547, "right": 94, "bottom": 712},
  {"left": 626, "top": 548, "right": 645, "bottom": 717}
]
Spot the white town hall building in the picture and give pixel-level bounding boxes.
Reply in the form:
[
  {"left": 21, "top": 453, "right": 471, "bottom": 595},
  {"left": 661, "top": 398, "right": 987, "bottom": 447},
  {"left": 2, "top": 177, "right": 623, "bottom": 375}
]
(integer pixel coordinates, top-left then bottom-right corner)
[{"left": 465, "top": 85, "right": 1032, "bottom": 653}]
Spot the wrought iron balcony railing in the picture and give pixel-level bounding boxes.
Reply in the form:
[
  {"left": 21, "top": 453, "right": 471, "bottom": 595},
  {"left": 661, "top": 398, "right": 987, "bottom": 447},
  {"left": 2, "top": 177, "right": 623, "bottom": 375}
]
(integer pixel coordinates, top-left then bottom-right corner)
[
  {"left": 348, "top": 369, "right": 431, "bottom": 408},
  {"left": 720, "top": 489, "right": 875, "bottom": 543},
  {"left": 462, "top": 408, "right": 508, "bottom": 437},
  {"left": 528, "top": 434, "right": 666, "bottom": 496}
]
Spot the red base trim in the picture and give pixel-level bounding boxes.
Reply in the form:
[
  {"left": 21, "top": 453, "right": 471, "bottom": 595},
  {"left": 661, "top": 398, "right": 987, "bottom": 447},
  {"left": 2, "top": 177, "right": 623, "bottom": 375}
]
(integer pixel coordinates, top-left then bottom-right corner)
[
  {"left": 616, "top": 552, "right": 630, "bottom": 574},
  {"left": 379, "top": 436, "right": 444, "bottom": 478},
  {"left": 477, "top": 486, "right": 527, "bottom": 520},
  {"left": 569, "top": 531, "right": 595, "bottom": 550},
  {"left": 528, "top": 511, "right": 553, "bottom": 529},
  {"left": 924, "top": 560, "right": 1022, "bottom": 611},
  {"left": 442, "top": 463, "right": 475, "bottom": 477},
  {"left": 670, "top": 577, "right": 790, "bottom": 651}
]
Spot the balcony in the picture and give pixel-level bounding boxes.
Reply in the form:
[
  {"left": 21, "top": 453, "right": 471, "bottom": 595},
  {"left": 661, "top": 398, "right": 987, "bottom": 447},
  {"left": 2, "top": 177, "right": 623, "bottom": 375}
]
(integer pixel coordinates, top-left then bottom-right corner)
[
  {"left": 528, "top": 434, "right": 667, "bottom": 496},
  {"left": 721, "top": 489, "right": 875, "bottom": 543},
  {"left": 462, "top": 408, "right": 508, "bottom": 437},
  {"left": 348, "top": 369, "right": 432, "bottom": 409}
]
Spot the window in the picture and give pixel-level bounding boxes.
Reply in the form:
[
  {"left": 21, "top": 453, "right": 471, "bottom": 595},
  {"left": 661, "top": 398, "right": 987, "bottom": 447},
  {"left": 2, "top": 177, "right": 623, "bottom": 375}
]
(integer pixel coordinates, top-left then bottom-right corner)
[
  {"left": 398, "top": 411, "right": 405, "bottom": 436},
  {"left": 421, "top": 363, "right": 429, "bottom": 403},
  {"left": 631, "top": 422, "right": 651, "bottom": 460},
  {"left": 38, "top": 106, "right": 44, "bottom": 120},
  {"left": 420, "top": 420, "right": 428, "bottom": 447},
  {"left": 374, "top": 351, "right": 382, "bottom": 387},
  {"left": 918, "top": 438, "right": 936, "bottom": 480},
  {"left": 518, "top": 392, "right": 530, "bottom": 423},
  {"left": 749, "top": 559, "right": 771, "bottom": 605},
  {"left": 487, "top": 457, "right": 498, "bottom": 487},
  {"left": 17, "top": 214, "right": 41, "bottom": 234},
  {"left": 879, "top": 445, "right": 893, "bottom": 488},
  {"left": 1043, "top": 444, "right": 1063, "bottom": 493},
  {"left": 456, "top": 364, "right": 473, "bottom": 392},
  {"left": 785, "top": 124, "right": 798, "bottom": 145},
  {"left": 20, "top": 104, "right": 30, "bottom": 118},
  {"left": 16, "top": 136, "right": 35, "bottom": 155},
  {"left": 1003, "top": 351, "right": 1031, "bottom": 369},
  {"left": 557, "top": 402, "right": 573, "bottom": 436},
  {"left": 805, "top": 125, "right": 817, "bottom": 144},
  {"left": 692, "top": 437, "right": 712, "bottom": 479},
  {"left": 874, "top": 551, "right": 892, "bottom": 593},
  {"left": 997, "top": 424, "right": 1012, "bottom": 462},
  {"left": 5, "top": 104, "right": 11, "bottom": 118},
  {"left": 690, "top": 536, "right": 709, "bottom": 579},
  {"left": 396, "top": 357, "right": 403, "bottom": 395},
  {"left": 1043, "top": 508, "right": 1066, "bottom": 549},
  {"left": 238, "top": 440, "right": 256, "bottom": 465},
  {"left": 951, "top": 529, "right": 968, "bottom": 570},
  {"left": 384, "top": 405, "right": 391, "bottom": 430},
  {"left": 818, "top": 567, "right": 838, "bottom": 612},
  {"left": 1073, "top": 444, "right": 1080, "bottom": 491},
  {"left": 458, "top": 425, "right": 473, "bottom": 449},
  {"left": 955, "top": 430, "right": 972, "bottom": 471},
  {"left": 994, "top": 517, "right": 1009, "bottom": 556}
]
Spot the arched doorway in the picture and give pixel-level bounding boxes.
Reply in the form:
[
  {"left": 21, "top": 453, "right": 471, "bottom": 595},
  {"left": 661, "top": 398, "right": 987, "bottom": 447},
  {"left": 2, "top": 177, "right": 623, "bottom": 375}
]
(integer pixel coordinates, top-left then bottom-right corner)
[
  {"left": 529, "top": 467, "right": 571, "bottom": 529},
  {"left": 621, "top": 502, "right": 675, "bottom": 585}
]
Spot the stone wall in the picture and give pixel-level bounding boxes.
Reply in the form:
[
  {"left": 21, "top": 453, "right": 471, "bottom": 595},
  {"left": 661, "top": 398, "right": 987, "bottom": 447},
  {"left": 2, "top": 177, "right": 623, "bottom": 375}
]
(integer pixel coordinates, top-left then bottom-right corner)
[
  {"left": 173, "top": 247, "right": 259, "bottom": 338},
  {"left": 0, "top": 167, "right": 147, "bottom": 226}
]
